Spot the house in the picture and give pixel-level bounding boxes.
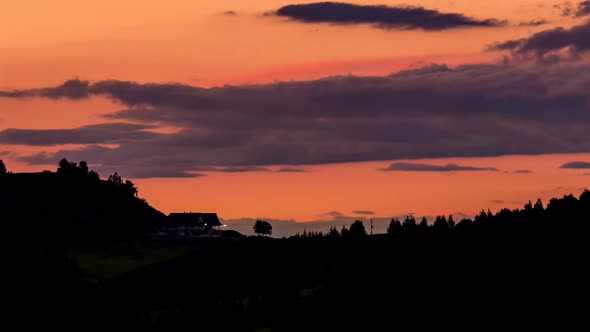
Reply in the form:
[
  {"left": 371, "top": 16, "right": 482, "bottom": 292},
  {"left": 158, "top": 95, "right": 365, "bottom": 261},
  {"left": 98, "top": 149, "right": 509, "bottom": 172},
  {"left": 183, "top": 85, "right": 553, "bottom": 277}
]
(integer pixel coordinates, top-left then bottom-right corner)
[{"left": 162, "top": 212, "right": 224, "bottom": 236}]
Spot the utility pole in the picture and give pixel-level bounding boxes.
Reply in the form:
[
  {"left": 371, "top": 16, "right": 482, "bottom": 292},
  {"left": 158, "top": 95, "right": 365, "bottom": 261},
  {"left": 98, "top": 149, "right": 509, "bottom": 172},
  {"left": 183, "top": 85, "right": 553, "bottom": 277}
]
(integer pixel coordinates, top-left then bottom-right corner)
[{"left": 370, "top": 218, "right": 373, "bottom": 235}]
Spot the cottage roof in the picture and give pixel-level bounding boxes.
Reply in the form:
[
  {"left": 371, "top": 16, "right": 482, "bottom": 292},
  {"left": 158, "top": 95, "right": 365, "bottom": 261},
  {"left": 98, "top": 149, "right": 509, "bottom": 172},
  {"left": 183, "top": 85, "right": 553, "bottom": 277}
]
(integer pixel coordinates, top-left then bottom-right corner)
[{"left": 167, "top": 212, "right": 222, "bottom": 227}]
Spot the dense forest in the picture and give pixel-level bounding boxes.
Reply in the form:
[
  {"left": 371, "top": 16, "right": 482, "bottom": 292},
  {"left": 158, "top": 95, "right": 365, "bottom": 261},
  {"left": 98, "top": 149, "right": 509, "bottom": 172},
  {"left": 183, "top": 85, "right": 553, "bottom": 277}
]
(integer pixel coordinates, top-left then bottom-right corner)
[{"left": 0, "top": 159, "right": 588, "bottom": 331}]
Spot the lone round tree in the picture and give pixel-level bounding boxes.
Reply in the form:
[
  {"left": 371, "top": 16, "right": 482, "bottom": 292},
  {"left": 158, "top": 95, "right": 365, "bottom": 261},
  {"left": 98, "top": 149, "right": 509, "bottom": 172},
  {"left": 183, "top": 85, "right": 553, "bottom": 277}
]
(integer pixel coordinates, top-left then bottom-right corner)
[{"left": 253, "top": 220, "right": 272, "bottom": 236}]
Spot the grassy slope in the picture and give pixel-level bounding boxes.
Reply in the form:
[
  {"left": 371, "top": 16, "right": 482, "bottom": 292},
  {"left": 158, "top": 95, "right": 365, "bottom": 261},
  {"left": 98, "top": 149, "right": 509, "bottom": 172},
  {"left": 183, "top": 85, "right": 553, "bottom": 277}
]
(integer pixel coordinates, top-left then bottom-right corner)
[{"left": 67, "top": 240, "right": 193, "bottom": 282}]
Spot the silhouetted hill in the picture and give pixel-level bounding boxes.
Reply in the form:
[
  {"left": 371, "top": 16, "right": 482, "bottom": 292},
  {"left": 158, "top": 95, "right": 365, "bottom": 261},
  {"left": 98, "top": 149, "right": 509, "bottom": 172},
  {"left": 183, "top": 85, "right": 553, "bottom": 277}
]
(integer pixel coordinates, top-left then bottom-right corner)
[{"left": 0, "top": 160, "right": 165, "bottom": 240}]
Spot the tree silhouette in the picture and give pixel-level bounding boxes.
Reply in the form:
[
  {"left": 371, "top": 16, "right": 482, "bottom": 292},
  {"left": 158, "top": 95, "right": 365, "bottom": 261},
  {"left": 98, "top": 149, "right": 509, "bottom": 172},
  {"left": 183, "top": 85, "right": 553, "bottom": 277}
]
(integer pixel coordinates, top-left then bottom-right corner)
[
  {"left": 533, "top": 198, "right": 544, "bottom": 213},
  {"left": 580, "top": 190, "right": 590, "bottom": 204},
  {"left": 0, "top": 160, "right": 6, "bottom": 175},
  {"left": 456, "top": 218, "right": 473, "bottom": 231},
  {"left": 349, "top": 220, "right": 367, "bottom": 239},
  {"left": 328, "top": 226, "right": 340, "bottom": 239},
  {"left": 124, "top": 179, "right": 138, "bottom": 197},
  {"left": 56, "top": 158, "right": 97, "bottom": 179},
  {"left": 57, "top": 158, "right": 76, "bottom": 175},
  {"left": 403, "top": 214, "right": 417, "bottom": 233},
  {"left": 433, "top": 215, "right": 448, "bottom": 233},
  {"left": 387, "top": 218, "right": 402, "bottom": 238},
  {"left": 341, "top": 225, "right": 349, "bottom": 238},
  {"left": 448, "top": 214, "right": 455, "bottom": 229},
  {"left": 79, "top": 161, "right": 89, "bottom": 175},
  {"left": 108, "top": 172, "right": 123, "bottom": 185},
  {"left": 419, "top": 217, "right": 429, "bottom": 232},
  {"left": 253, "top": 220, "right": 272, "bottom": 236},
  {"left": 88, "top": 170, "right": 100, "bottom": 181},
  {"left": 474, "top": 209, "right": 489, "bottom": 224}
]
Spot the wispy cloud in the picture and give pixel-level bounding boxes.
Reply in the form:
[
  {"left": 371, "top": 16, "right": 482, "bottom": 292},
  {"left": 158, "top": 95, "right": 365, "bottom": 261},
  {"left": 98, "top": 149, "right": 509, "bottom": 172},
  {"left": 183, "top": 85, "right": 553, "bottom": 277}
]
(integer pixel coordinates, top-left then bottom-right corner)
[
  {"left": 271, "top": 2, "right": 504, "bottom": 31},
  {"left": 560, "top": 161, "right": 590, "bottom": 169},
  {"left": 211, "top": 166, "right": 271, "bottom": 173},
  {"left": 276, "top": 167, "right": 309, "bottom": 173},
  {"left": 488, "top": 19, "right": 590, "bottom": 62},
  {"left": 518, "top": 19, "right": 549, "bottom": 26},
  {"left": 576, "top": 1, "right": 590, "bottom": 17},
  {"left": 555, "top": 1, "right": 590, "bottom": 17},
  {"left": 352, "top": 210, "right": 375, "bottom": 215},
  {"left": 0, "top": 79, "right": 90, "bottom": 99},
  {"left": 379, "top": 162, "right": 498, "bottom": 172}
]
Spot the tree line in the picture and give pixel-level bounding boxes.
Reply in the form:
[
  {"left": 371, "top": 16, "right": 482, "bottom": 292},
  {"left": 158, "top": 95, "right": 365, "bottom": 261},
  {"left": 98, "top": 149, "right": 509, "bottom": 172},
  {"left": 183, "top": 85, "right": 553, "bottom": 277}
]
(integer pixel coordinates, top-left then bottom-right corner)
[
  {"left": 55, "top": 158, "right": 138, "bottom": 197},
  {"left": 281, "top": 190, "right": 590, "bottom": 241}
]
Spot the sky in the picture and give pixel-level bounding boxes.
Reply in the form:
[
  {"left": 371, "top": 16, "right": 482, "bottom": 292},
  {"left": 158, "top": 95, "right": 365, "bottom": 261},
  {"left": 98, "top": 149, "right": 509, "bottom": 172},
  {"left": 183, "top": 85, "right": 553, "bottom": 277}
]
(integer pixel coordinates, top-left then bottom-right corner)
[{"left": 2, "top": 1, "right": 590, "bottom": 236}]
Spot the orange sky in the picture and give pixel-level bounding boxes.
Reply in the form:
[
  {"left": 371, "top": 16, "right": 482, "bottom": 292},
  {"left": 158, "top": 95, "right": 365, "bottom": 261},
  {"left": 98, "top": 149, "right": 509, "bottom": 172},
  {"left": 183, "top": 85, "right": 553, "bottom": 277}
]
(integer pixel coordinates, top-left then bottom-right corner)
[
  {"left": 0, "top": 0, "right": 570, "bottom": 88},
  {"left": 134, "top": 154, "right": 590, "bottom": 221},
  {"left": 1, "top": 1, "right": 589, "bottom": 224}
]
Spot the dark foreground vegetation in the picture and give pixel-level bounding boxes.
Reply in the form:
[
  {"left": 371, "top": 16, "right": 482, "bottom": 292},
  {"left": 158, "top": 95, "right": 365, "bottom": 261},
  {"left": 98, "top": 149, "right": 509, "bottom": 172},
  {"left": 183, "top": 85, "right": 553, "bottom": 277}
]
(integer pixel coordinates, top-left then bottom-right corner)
[{"left": 0, "top": 159, "right": 588, "bottom": 331}]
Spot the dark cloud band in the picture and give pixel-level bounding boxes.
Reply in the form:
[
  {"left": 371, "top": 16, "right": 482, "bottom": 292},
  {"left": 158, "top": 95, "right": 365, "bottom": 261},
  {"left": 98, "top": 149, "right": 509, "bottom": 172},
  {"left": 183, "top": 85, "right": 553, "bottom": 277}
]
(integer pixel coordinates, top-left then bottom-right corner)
[
  {"left": 0, "top": 123, "right": 157, "bottom": 146},
  {"left": 2, "top": 62, "right": 590, "bottom": 178}
]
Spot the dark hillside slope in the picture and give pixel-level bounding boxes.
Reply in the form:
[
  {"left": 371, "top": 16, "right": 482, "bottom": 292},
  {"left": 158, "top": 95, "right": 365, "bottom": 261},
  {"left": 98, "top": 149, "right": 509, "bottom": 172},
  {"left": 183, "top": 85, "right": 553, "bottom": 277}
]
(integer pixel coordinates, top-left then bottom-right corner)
[{"left": 0, "top": 161, "right": 164, "bottom": 240}]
